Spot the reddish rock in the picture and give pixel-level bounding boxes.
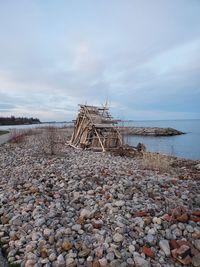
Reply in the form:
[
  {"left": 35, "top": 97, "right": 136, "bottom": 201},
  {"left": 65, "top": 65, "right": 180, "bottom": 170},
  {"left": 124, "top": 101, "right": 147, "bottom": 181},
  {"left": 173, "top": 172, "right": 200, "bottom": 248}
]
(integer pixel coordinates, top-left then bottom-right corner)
[
  {"left": 92, "top": 219, "right": 103, "bottom": 229},
  {"left": 192, "top": 210, "right": 200, "bottom": 217},
  {"left": 178, "top": 255, "right": 192, "bottom": 265},
  {"left": 171, "top": 248, "right": 178, "bottom": 259},
  {"left": 134, "top": 211, "right": 147, "bottom": 217},
  {"left": 190, "top": 215, "right": 200, "bottom": 222},
  {"left": 162, "top": 214, "right": 172, "bottom": 221},
  {"left": 176, "top": 245, "right": 191, "bottom": 259},
  {"left": 177, "top": 240, "right": 191, "bottom": 248},
  {"left": 142, "top": 246, "right": 154, "bottom": 258},
  {"left": 172, "top": 246, "right": 192, "bottom": 265},
  {"left": 177, "top": 213, "right": 189, "bottom": 223},
  {"left": 170, "top": 239, "right": 179, "bottom": 250}
]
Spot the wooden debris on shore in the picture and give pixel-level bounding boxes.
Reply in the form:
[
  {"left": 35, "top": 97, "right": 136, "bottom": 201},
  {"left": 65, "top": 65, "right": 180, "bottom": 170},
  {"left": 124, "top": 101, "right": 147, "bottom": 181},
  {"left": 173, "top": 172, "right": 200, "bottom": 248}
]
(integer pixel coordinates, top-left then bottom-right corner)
[{"left": 67, "top": 104, "right": 122, "bottom": 152}]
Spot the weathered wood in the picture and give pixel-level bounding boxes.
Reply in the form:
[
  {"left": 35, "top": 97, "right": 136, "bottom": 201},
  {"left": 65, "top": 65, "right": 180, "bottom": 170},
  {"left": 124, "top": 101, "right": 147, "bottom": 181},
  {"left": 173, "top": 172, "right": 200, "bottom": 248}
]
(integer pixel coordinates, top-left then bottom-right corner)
[{"left": 68, "top": 104, "right": 122, "bottom": 152}]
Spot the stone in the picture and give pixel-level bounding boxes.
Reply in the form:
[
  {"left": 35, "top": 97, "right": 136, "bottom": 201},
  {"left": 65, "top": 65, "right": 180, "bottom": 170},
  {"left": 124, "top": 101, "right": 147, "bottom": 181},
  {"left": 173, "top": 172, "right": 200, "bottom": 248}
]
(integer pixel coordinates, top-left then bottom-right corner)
[
  {"left": 134, "top": 211, "right": 147, "bottom": 217},
  {"left": 176, "top": 245, "right": 191, "bottom": 259},
  {"left": 192, "top": 254, "right": 200, "bottom": 266},
  {"left": 152, "top": 217, "right": 162, "bottom": 225},
  {"left": 169, "top": 239, "right": 179, "bottom": 250},
  {"left": 134, "top": 255, "right": 150, "bottom": 267},
  {"left": 186, "top": 225, "right": 194, "bottom": 233},
  {"left": 113, "top": 233, "right": 124, "bottom": 242},
  {"left": 49, "top": 253, "right": 57, "bottom": 261},
  {"left": 92, "top": 219, "right": 103, "bottom": 229},
  {"left": 1, "top": 215, "right": 9, "bottom": 224},
  {"left": 35, "top": 217, "right": 45, "bottom": 227},
  {"left": 56, "top": 254, "right": 65, "bottom": 267},
  {"left": 115, "top": 200, "right": 125, "bottom": 207},
  {"left": 25, "top": 259, "right": 37, "bottom": 267},
  {"left": 66, "top": 258, "right": 75, "bottom": 267},
  {"left": 95, "top": 246, "right": 104, "bottom": 258},
  {"left": 92, "top": 260, "right": 100, "bottom": 267},
  {"left": 78, "top": 248, "right": 91, "bottom": 257},
  {"left": 98, "top": 258, "right": 108, "bottom": 267},
  {"left": 159, "top": 240, "right": 171, "bottom": 257},
  {"left": 194, "top": 240, "right": 200, "bottom": 251},
  {"left": 80, "top": 209, "right": 91, "bottom": 219},
  {"left": 142, "top": 246, "right": 154, "bottom": 258},
  {"left": 62, "top": 240, "right": 72, "bottom": 251},
  {"left": 106, "top": 252, "right": 115, "bottom": 261},
  {"left": 10, "top": 215, "right": 22, "bottom": 226},
  {"left": 177, "top": 213, "right": 189, "bottom": 223},
  {"left": 128, "top": 245, "right": 135, "bottom": 254},
  {"left": 72, "top": 224, "right": 82, "bottom": 231}
]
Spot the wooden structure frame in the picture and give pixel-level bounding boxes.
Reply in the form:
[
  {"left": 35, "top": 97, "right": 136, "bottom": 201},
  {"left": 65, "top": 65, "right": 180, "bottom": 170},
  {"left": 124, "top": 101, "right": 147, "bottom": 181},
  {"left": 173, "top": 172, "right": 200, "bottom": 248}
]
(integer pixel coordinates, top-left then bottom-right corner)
[{"left": 68, "top": 104, "right": 122, "bottom": 152}]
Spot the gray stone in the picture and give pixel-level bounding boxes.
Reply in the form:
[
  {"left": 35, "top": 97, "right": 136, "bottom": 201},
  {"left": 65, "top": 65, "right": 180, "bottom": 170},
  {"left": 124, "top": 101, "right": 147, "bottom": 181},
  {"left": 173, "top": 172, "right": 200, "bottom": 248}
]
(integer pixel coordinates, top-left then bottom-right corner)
[
  {"left": 115, "top": 200, "right": 125, "bottom": 207},
  {"left": 56, "top": 254, "right": 65, "bottom": 267},
  {"left": 113, "top": 233, "right": 124, "bottom": 242},
  {"left": 194, "top": 240, "right": 200, "bottom": 251},
  {"left": 134, "top": 255, "right": 150, "bottom": 267},
  {"left": 192, "top": 254, "right": 200, "bottom": 267},
  {"left": 159, "top": 240, "right": 171, "bottom": 257}
]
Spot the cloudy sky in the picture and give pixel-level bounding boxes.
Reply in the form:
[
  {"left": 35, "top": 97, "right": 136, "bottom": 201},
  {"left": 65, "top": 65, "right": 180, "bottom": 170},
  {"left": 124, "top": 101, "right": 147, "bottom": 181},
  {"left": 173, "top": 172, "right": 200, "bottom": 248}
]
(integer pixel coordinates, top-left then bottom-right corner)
[{"left": 0, "top": 0, "right": 200, "bottom": 121}]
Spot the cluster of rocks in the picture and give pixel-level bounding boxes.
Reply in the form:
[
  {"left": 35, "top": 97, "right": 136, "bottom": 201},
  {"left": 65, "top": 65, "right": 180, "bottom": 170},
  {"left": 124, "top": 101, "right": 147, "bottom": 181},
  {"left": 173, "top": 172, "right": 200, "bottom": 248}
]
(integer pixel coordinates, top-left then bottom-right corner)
[
  {"left": 119, "top": 127, "right": 184, "bottom": 136},
  {"left": 0, "top": 134, "right": 200, "bottom": 266}
]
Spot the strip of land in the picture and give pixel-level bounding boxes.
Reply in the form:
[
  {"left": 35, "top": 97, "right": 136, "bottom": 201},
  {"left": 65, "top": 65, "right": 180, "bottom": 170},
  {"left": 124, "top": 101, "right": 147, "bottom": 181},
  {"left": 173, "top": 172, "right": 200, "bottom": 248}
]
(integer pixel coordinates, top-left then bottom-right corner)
[
  {"left": 0, "top": 129, "right": 199, "bottom": 266},
  {"left": 119, "top": 127, "right": 184, "bottom": 136}
]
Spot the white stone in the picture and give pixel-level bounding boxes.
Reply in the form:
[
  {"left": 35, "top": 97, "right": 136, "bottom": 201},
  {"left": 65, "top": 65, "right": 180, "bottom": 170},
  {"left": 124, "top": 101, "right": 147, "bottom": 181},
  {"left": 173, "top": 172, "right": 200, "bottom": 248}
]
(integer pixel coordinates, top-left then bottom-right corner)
[{"left": 153, "top": 217, "right": 162, "bottom": 225}]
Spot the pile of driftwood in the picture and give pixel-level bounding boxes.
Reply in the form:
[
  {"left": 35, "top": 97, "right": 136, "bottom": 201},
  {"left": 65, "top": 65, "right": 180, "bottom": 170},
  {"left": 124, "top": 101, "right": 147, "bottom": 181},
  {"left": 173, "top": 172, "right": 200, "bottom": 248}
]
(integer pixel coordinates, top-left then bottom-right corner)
[{"left": 68, "top": 104, "right": 122, "bottom": 152}]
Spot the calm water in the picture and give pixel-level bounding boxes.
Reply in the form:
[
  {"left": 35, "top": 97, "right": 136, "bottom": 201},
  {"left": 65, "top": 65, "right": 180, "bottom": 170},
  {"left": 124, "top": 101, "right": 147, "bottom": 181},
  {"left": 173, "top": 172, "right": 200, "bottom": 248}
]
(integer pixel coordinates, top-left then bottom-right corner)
[
  {"left": 123, "top": 119, "right": 200, "bottom": 160},
  {"left": 0, "top": 120, "right": 200, "bottom": 160}
]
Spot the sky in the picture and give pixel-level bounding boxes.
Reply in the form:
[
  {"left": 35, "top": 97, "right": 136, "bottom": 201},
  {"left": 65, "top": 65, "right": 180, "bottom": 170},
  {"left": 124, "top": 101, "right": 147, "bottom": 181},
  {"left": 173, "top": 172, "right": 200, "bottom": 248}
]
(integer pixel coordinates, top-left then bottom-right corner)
[{"left": 0, "top": 0, "right": 200, "bottom": 121}]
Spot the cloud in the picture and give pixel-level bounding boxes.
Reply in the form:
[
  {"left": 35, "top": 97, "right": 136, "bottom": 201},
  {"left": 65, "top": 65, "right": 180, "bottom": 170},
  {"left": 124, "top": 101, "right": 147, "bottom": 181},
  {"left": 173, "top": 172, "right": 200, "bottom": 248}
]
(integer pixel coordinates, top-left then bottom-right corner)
[{"left": 0, "top": 0, "right": 200, "bottom": 120}]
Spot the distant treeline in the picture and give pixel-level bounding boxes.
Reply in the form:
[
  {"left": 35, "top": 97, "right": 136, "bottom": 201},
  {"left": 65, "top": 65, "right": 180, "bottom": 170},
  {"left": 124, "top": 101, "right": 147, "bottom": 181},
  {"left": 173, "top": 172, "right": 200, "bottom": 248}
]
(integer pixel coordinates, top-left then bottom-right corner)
[{"left": 0, "top": 116, "right": 41, "bottom": 125}]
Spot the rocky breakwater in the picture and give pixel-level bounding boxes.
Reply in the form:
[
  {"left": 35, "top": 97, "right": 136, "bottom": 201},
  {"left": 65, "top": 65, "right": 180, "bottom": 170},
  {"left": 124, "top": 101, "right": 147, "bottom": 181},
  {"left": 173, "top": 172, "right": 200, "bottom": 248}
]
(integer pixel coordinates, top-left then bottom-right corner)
[
  {"left": 119, "top": 127, "right": 184, "bottom": 136},
  {"left": 0, "top": 135, "right": 200, "bottom": 266}
]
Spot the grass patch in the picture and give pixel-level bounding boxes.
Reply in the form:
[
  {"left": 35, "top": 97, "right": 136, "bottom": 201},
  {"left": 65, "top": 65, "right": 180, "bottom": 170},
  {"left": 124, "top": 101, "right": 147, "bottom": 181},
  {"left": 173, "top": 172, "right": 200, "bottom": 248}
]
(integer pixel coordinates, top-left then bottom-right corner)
[
  {"left": 142, "top": 152, "right": 172, "bottom": 172},
  {"left": 0, "top": 130, "right": 9, "bottom": 136}
]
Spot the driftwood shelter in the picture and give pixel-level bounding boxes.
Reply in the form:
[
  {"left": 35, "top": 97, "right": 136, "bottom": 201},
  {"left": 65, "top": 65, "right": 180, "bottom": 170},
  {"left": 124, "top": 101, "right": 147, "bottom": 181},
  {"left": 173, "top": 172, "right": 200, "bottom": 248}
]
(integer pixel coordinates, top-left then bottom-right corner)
[{"left": 68, "top": 104, "right": 122, "bottom": 152}]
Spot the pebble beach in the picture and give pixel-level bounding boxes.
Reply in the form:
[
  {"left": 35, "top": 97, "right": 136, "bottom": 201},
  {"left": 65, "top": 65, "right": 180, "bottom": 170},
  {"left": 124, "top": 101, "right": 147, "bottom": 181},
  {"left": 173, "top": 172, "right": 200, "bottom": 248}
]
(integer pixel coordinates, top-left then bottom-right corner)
[{"left": 0, "top": 132, "right": 200, "bottom": 267}]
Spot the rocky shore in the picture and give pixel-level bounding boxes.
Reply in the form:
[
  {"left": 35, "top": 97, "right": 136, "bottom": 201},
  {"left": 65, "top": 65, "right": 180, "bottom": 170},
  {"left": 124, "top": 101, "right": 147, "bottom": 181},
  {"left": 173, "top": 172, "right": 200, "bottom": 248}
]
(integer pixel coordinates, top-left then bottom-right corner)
[
  {"left": 119, "top": 127, "right": 184, "bottom": 136},
  {"left": 0, "top": 132, "right": 200, "bottom": 267}
]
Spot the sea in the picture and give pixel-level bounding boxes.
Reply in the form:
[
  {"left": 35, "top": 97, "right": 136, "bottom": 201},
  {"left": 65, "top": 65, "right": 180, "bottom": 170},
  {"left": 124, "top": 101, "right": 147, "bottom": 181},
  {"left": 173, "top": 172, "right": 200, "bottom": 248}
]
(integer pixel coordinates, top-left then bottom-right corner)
[{"left": 0, "top": 119, "right": 200, "bottom": 160}]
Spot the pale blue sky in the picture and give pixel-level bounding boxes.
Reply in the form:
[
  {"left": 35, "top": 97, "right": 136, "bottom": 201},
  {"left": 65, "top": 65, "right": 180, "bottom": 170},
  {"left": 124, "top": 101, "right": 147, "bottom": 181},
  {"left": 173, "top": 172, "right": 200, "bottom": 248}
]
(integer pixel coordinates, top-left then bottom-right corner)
[{"left": 0, "top": 0, "right": 200, "bottom": 121}]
